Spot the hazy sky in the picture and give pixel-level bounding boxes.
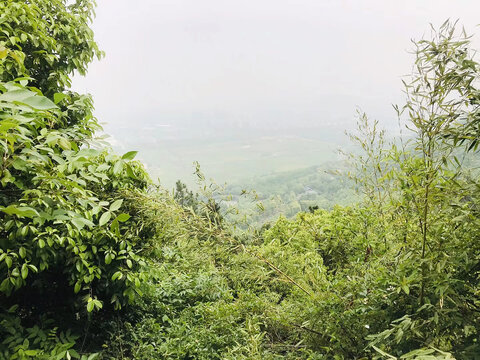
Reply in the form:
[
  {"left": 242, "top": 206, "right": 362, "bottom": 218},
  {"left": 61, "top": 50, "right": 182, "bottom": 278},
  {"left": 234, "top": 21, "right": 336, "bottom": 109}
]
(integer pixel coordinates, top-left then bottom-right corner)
[{"left": 73, "top": 0, "right": 480, "bottom": 136}]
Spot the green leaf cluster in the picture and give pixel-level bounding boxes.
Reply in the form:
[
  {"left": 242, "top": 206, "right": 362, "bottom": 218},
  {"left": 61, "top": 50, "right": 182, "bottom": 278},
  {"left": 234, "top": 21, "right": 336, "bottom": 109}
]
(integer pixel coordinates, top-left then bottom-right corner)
[{"left": 0, "top": 1, "right": 155, "bottom": 358}]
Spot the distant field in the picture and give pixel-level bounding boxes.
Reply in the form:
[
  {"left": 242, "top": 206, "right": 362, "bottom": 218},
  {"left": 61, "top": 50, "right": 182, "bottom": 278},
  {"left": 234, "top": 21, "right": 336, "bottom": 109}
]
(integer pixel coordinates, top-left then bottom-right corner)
[
  {"left": 144, "top": 136, "right": 339, "bottom": 187},
  {"left": 124, "top": 134, "right": 343, "bottom": 190},
  {"left": 103, "top": 118, "right": 354, "bottom": 190}
]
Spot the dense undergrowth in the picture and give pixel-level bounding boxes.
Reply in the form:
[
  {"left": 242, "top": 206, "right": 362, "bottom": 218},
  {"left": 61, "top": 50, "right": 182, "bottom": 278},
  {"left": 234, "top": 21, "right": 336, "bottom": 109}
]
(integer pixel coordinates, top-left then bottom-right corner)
[{"left": 1, "top": 1, "right": 479, "bottom": 359}]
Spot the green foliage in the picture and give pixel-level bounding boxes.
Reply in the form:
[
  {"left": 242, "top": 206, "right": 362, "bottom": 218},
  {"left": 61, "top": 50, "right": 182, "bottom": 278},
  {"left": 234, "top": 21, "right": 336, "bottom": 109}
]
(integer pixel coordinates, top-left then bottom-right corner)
[
  {"left": 2, "top": 3, "right": 479, "bottom": 359},
  {"left": 0, "top": 80, "right": 150, "bottom": 305},
  {"left": 0, "top": 0, "right": 103, "bottom": 94},
  {"left": 0, "top": 0, "right": 156, "bottom": 358},
  {"left": 1, "top": 305, "right": 99, "bottom": 360},
  {"left": 173, "top": 180, "right": 199, "bottom": 211},
  {"left": 0, "top": 61, "right": 150, "bottom": 360},
  {"left": 99, "top": 199, "right": 322, "bottom": 359},
  {"left": 330, "top": 21, "right": 480, "bottom": 358},
  {"left": 227, "top": 164, "right": 357, "bottom": 227}
]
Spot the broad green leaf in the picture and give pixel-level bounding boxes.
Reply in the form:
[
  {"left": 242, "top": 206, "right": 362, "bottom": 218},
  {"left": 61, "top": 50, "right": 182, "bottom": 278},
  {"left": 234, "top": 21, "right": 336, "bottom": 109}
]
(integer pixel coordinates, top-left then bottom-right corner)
[
  {"left": 0, "top": 205, "right": 39, "bottom": 218},
  {"left": 21, "top": 264, "right": 28, "bottom": 279},
  {"left": 24, "top": 350, "right": 39, "bottom": 356},
  {"left": 109, "top": 199, "right": 123, "bottom": 212},
  {"left": 87, "top": 300, "right": 94, "bottom": 312},
  {"left": 121, "top": 151, "right": 138, "bottom": 160},
  {"left": 99, "top": 211, "right": 112, "bottom": 226},
  {"left": 58, "top": 137, "right": 71, "bottom": 150},
  {"left": 19, "top": 95, "right": 57, "bottom": 110},
  {"left": 113, "top": 160, "right": 124, "bottom": 175},
  {"left": 110, "top": 219, "right": 119, "bottom": 235},
  {"left": 93, "top": 299, "right": 103, "bottom": 310},
  {"left": 126, "top": 164, "right": 135, "bottom": 178},
  {"left": 117, "top": 213, "right": 130, "bottom": 222},
  {"left": 72, "top": 217, "right": 94, "bottom": 230},
  {"left": 74, "top": 282, "right": 81, "bottom": 293},
  {"left": 71, "top": 218, "right": 85, "bottom": 231},
  {"left": 111, "top": 271, "right": 123, "bottom": 281},
  {"left": 0, "top": 88, "right": 33, "bottom": 102},
  {"left": 53, "top": 93, "right": 68, "bottom": 104},
  {"left": 28, "top": 264, "right": 38, "bottom": 272}
]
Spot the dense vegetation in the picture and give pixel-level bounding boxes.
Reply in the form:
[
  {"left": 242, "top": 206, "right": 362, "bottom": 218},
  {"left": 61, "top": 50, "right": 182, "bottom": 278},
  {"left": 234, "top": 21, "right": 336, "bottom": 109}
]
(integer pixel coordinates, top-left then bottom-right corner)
[
  {"left": 224, "top": 163, "right": 357, "bottom": 226},
  {"left": 0, "top": 2, "right": 479, "bottom": 359}
]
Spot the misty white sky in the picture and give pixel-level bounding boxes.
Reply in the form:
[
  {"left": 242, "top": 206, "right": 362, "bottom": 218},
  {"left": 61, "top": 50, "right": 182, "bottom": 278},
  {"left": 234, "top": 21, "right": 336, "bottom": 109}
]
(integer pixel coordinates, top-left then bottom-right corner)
[{"left": 73, "top": 0, "right": 480, "bottom": 137}]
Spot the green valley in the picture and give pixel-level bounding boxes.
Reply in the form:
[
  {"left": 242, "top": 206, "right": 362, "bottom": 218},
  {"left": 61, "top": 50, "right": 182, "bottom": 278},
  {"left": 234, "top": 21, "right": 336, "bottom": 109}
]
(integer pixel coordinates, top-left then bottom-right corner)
[{"left": 0, "top": 2, "right": 479, "bottom": 360}]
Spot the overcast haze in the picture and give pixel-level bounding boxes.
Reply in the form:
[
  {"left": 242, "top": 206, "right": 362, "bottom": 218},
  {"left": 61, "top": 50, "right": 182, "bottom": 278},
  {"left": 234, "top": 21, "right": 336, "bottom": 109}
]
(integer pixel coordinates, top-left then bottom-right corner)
[{"left": 73, "top": 1, "right": 480, "bottom": 185}]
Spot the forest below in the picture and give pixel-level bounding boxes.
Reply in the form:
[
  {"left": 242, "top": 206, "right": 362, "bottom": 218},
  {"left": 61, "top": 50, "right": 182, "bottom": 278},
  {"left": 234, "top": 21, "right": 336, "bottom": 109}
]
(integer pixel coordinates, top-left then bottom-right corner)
[{"left": 1, "top": 1, "right": 480, "bottom": 359}]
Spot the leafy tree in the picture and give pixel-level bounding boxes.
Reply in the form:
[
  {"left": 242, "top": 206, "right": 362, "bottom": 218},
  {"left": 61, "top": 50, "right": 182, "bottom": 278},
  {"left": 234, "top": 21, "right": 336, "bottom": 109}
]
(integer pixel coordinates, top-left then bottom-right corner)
[
  {"left": 173, "top": 180, "right": 199, "bottom": 211},
  {"left": 0, "top": 0, "right": 103, "bottom": 94},
  {"left": 349, "top": 21, "right": 480, "bottom": 357},
  {"left": 0, "top": 1, "right": 155, "bottom": 357}
]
